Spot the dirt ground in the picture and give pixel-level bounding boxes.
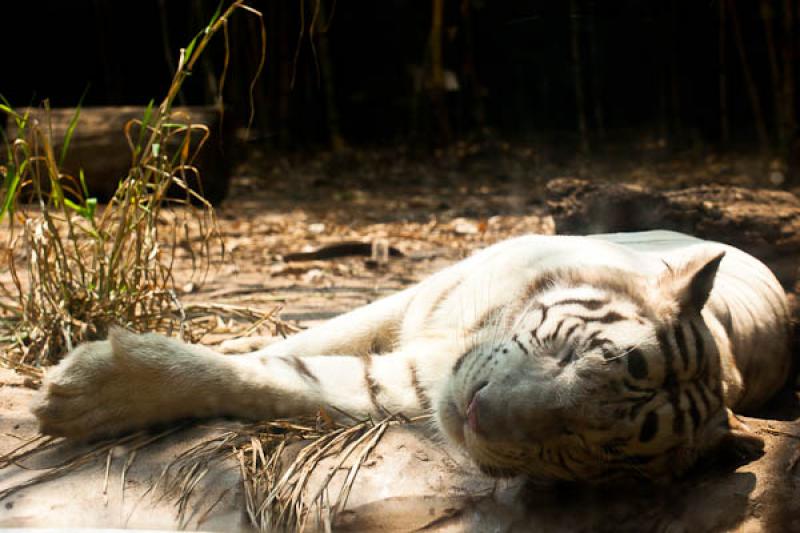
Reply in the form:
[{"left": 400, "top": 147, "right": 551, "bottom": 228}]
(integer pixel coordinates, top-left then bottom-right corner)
[{"left": 1, "top": 145, "right": 799, "bottom": 531}]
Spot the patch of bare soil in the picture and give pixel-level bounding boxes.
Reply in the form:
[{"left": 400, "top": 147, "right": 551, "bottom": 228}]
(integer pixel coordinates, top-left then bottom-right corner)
[{"left": 1, "top": 145, "right": 798, "bottom": 531}]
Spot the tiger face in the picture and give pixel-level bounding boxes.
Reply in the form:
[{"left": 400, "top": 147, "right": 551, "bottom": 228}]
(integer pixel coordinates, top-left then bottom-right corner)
[{"left": 436, "top": 250, "right": 751, "bottom": 482}]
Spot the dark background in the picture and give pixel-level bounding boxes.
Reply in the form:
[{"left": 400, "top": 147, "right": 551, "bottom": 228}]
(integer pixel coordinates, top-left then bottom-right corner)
[{"left": 3, "top": 1, "right": 796, "bottom": 154}]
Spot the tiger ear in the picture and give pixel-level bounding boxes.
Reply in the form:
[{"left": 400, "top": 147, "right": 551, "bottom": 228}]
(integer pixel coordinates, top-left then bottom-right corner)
[{"left": 658, "top": 249, "right": 725, "bottom": 315}]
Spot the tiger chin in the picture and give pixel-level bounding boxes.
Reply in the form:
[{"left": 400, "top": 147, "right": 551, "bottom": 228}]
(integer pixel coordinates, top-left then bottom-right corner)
[{"left": 32, "top": 231, "right": 791, "bottom": 484}]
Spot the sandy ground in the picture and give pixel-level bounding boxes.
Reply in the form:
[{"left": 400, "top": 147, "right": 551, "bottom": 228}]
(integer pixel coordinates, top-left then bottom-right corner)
[{"left": 1, "top": 147, "right": 799, "bottom": 531}]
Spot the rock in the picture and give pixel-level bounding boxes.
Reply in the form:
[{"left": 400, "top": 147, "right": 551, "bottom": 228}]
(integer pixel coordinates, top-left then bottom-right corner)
[{"left": 546, "top": 178, "right": 800, "bottom": 288}]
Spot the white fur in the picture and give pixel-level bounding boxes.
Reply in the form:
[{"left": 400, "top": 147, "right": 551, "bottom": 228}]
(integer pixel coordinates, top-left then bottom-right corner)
[{"left": 33, "top": 231, "right": 792, "bottom": 480}]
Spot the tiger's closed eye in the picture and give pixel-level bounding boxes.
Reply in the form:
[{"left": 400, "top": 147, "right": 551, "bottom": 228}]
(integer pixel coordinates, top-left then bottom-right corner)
[{"left": 558, "top": 350, "right": 575, "bottom": 367}]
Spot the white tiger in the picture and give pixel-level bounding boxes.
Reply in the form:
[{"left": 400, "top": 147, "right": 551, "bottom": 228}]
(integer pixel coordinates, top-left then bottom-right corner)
[{"left": 33, "top": 230, "right": 792, "bottom": 481}]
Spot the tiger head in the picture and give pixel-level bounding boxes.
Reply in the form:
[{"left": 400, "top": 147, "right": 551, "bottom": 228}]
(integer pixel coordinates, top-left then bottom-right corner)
[{"left": 437, "top": 248, "right": 764, "bottom": 482}]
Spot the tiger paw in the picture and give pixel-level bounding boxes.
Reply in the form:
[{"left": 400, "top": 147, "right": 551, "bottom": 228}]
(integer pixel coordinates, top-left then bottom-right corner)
[{"left": 32, "top": 329, "right": 184, "bottom": 439}]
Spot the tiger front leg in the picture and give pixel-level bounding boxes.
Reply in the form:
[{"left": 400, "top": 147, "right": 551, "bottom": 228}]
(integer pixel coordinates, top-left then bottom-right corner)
[
  {"left": 34, "top": 329, "right": 444, "bottom": 440},
  {"left": 33, "top": 328, "right": 241, "bottom": 439},
  {"left": 231, "top": 348, "right": 437, "bottom": 422}
]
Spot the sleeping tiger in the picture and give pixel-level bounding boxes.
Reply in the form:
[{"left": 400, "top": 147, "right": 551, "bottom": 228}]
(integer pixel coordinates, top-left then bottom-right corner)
[{"left": 33, "top": 230, "right": 792, "bottom": 482}]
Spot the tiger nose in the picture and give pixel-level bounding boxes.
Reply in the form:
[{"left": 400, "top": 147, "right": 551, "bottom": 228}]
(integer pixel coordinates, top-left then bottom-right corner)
[
  {"left": 465, "top": 382, "right": 488, "bottom": 434},
  {"left": 466, "top": 380, "right": 565, "bottom": 439}
]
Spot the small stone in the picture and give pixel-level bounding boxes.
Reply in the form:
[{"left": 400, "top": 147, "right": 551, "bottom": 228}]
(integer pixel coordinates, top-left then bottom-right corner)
[
  {"left": 769, "top": 171, "right": 785, "bottom": 186},
  {"left": 302, "top": 269, "right": 324, "bottom": 284},
  {"left": 452, "top": 218, "right": 479, "bottom": 235},
  {"left": 414, "top": 450, "right": 431, "bottom": 462}
]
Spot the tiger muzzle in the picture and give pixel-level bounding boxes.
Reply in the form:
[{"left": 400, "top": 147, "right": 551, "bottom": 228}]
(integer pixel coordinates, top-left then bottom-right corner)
[{"left": 464, "top": 376, "right": 568, "bottom": 442}]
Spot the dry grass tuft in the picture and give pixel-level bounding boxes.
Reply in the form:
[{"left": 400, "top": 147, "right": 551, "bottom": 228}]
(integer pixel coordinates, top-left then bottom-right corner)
[
  {"left": 181, "top": 301, "right": 301, "bottom": 343},
  {"left": 0, "top": 1, "right": 267, "bottom": 374},
  {"left": 155, "top": 415, "right": 406, "bottom": 532}
]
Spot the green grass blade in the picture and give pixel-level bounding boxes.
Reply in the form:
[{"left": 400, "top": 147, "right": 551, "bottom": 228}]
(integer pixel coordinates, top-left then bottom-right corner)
[
  {"left": 0, "top": 94, "right": 20, "bottom": 121},
  {"left": 135, "top": 99, "right": 156, "bottom": 157},
  {"left": 59, "top": 86, "right": 89, "bottom": 167},
  {"left": 184, "top": 35, "right": 200, "bottom": 65},
  {"left": 0, "top": 104, "right": 16, "bottom": 117},
  {"left": 78, "top": 168, "right": 90, "bottom": 198},
  {"left": 16, "top": 109, "right": 30, "bottom": 132},
  {"left": 0, "top": 162, "right": 20, "bottom": 221},
  {"left": 64, "top": 197, "right": 97, "bottom": 221},
  {"left": 207, "top": 0, "right": 225, "bottom": 29}
]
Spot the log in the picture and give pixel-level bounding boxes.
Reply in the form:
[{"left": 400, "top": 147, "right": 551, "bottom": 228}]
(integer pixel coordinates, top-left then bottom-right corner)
[
  {"left": 545, "top": 178, "right": 800, "bottom": 289},
  {"left": 4, "top": 106, "right": 233, "bottom": 205}
]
